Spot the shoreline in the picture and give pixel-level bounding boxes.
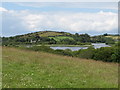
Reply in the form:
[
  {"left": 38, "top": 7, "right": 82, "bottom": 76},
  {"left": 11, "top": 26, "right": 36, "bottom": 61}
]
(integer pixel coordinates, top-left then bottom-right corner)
[{"left": 36, "top": 44, "right": 92, "bottom": 47}]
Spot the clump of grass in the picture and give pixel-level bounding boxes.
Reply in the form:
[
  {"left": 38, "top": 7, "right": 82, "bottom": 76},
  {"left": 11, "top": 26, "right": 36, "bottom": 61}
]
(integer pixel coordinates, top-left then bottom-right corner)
[{"left": 2, "top": 47, "right": 118, "bottom": 88}]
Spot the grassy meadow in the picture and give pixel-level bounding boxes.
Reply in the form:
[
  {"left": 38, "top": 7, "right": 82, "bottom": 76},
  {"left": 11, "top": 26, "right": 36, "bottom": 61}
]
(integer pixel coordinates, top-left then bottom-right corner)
[
  {"left": 105, "top": 36, "right": 119, "bottom": 41},
  {"left": 2, "top": 47, "right": 118, "bottom": 88},
  {"left": 49, "top": 36, "right": 74, "bottom": 41}
]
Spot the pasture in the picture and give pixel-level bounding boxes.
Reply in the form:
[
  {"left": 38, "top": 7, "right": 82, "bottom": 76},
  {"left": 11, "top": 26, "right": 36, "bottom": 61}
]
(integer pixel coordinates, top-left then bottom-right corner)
[{"left": 2, "top": 47, "right": 118, "bottom": 88}]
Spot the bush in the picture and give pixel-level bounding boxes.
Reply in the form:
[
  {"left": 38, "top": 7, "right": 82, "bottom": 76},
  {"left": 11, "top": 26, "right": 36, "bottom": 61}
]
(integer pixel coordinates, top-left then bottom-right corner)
[
  {"left": 93, "top": 47, "right": 114, "bottom": 62},
  {"left": 105, "top": 37, "right": 115, "bottom": 44},
  {"left": 28, "top": 45, "right": 54, "bottom": 52},
  {"left": 77, "top": 46, "right": 95, "bottom": 59},
  {"left": 54, "top": 49, "right": 73, "bottom": 56},
  {"left": 111, "top": 47, "right": 120, "bottom": 63},
  {"left": 75, "top": 46, "right": 119, "bottom": 62}
]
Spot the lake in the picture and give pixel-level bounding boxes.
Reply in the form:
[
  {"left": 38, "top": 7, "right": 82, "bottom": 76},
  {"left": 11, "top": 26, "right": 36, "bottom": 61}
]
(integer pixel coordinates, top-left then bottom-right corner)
[{"left": 50, "top": 43, "right": 111, "bottom": 51}]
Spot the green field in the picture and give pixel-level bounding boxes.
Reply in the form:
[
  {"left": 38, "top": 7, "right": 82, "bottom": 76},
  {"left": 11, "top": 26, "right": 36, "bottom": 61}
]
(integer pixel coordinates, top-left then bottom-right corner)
[
  {"left": 38, "top": 31, "right": 71, "bottom": 37},
  {"left": 49, "top": 36, "right": 74, "bottom": 41},
  {"left": 2, "top": 47, "right": 118, "bottom": 88},
  {"left": 40, "top": 32, "right": 64, "bottom": 37},
  {"left": 105, "top": 36, "right": 119, "bottom": 41}
]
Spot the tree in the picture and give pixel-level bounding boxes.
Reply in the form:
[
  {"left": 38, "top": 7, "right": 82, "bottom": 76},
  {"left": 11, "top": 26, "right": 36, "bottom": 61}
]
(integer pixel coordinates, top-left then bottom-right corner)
[
  {"left": 105, "top": 37, "right": 115, "bottom": 44},
  {"left": 103, "top": 33, "right": 108, "bottom": 36},
  {"left": 77, "top": 46, "right": 95, "bottom": 59},
  {"left": 49, "top": 38, "right": 57, "bottom": 44},
  {"left": 93, "top": 47, "right": 114, "bottom": 62}
]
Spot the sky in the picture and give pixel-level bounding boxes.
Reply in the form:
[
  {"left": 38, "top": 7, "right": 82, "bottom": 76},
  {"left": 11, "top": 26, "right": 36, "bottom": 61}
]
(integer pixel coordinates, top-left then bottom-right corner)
[{"left": 1, "top": 2, "right": 118, "bottom": 37}]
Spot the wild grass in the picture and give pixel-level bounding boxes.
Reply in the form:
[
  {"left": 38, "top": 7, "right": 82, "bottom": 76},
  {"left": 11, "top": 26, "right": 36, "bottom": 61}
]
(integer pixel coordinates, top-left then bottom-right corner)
[{"left": 2, "top": 47, "right": 118, "bottom": 88}]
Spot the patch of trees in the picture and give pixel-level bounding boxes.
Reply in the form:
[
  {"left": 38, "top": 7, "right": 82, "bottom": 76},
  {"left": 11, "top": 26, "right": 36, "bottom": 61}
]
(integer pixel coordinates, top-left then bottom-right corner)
[
  {"left": 75, "top": 44, "right": 119, "bottom": 62},
  {"left": 73, "top": 33, "right": 91, "bottom": 43},
  {"left": 91, "top": 35, "right": 115, "bottom": 44}
]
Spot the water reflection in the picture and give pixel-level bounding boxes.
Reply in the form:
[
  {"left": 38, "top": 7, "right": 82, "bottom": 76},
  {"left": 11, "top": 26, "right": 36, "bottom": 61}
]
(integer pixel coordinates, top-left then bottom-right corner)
[
  {"left": 92, "top": 43, "right": 110, "bottom": 49},
  {"left": 50, "top": 43, "right": 111, "bottom": 51},
  {"left": 50, "top": 46, "right": 88, "bottom": 51}
]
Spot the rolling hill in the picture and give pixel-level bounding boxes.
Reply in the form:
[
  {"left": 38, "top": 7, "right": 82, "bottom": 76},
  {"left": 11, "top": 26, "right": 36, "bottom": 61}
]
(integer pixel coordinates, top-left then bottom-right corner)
[
  {"left": 19, "top": 31, "right": 72, "bottom": 37},
  {"left": 2, "top": 31, "right": 119, "bottom": 46}
]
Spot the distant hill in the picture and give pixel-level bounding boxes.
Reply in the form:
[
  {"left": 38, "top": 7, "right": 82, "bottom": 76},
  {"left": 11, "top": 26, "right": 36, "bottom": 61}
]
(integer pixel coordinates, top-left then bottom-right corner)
[
  {"left": 2, "top": 31, "right": 118, "bottom": 45},
  {"left": 19, "top": 31, "right": 72, "bottom": 38}
]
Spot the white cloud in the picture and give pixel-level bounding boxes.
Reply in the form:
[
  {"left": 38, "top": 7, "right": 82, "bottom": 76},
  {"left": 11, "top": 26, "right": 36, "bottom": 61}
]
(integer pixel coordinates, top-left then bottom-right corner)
[
  {"left": 0, "top": 7, "right": 8, "bottom": 12},
  {"left": 22, "top": 11, "right": 118, "bottom": 33},
  {"left": 2, "top": 9, "right": 118, "bottom": 36}
]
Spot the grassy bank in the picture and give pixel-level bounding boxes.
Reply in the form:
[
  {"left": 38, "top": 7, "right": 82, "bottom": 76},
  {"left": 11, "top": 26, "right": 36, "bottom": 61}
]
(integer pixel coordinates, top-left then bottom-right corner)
[
  {"left": 2, "top": 47, "right": 118, "bottom": 88},
  {"left": 37, "top": 44, "right": 91, "bottom": 47},
  {"left": 17, "top": 44, "right": 92, "bottom": 48}
]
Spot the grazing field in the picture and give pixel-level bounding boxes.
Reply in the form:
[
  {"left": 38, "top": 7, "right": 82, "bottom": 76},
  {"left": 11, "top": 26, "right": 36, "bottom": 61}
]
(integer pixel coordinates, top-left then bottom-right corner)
[
  {"left": 105, "top": 36, "right": 119, "bottom": 41},
  {"left": 49, "top": 36, "right": 74, "bottom": 41},
  {"left": 2, "top": 47, "right": 118, "bottom": 88},
  {"left": 40, "top": 31, "right": 64, "bottom": 37}
]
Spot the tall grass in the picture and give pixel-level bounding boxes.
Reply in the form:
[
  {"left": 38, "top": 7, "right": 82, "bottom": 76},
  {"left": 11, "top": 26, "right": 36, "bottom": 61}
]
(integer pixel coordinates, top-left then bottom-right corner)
[{"left": 2, "top": 47, "right": 118, "bottom": 88}]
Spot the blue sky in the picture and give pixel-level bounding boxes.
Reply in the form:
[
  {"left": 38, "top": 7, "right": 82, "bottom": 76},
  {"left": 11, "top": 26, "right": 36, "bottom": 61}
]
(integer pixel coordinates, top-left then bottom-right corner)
[
  {"left": 2, "top": 2, "right": 118, "bottom": 13},
  {"left": 1, "top": 2, "right": 118, "bottom": 36}
]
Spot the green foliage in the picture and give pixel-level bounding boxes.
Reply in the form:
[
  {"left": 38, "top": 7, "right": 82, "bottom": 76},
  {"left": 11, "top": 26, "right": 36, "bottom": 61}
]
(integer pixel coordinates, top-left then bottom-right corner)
[
  {"left": 27, "top": 45, "right": 54, "bottom": 53},
  {"left": 105, "top": 37, "right": 115, "bottom": 44},
  {"left": 54, "top": 49, "right": 73, "bottom": 56},
  {"left": 2, "top": 31, "right": 117, "bottom": 46},
  {"left": 77, "top": 46, "right": 95, "bottom": 59},
  {"left": 91, "top": 35, "right": 115, "bottom": 44},
  {"left": 58, "top": 39, "right": 76, "bottom": 45},
  {"left": 73, "top": 33, "right": 91, "bottom": 43},
  {"left": 112, "top": 42, "right": 120, "bottom": 62},
  {"left": 103, "top": 33, "right": 108, "bottom": 36},
  {"left": 49, "top": 36, "right": 73, "bottom": 41},
  {"left": 2, "top": 31, "right": 93, "bottom": 46},
  {"left": 26, "top": 46, "right": 73, "bottom": 57},
  {"left": 93, "top": 47, "right": 114, "bottom": 62}
]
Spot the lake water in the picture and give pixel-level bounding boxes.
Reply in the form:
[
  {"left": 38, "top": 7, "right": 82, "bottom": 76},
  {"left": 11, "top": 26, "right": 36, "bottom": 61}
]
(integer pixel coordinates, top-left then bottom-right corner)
[
  {"left": 50, "top": 43, "right": 111, "bottom": 51},
  {"left": 92, "top": 43, "right": 110, "bottom": 49}
]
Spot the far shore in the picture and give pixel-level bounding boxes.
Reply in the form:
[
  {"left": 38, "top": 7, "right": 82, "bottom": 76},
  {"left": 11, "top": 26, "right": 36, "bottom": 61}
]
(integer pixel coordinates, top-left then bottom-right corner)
[{"left": 36, "top": 44, "right": 92, "bottom": 47}]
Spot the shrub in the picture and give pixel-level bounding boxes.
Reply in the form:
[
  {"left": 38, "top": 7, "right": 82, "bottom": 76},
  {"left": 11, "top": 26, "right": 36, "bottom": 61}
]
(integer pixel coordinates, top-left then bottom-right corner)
[
  {"left": 28, "top": 45, "right": 54, "bottom": 52},
  {"left": 54, "top": 49, "right": 73, "bottom": 56},
  {"left": 93, "top": 47, "right": 114, "bottom": 62},
  {"left": 77, "top": 46, "right": 95, "bottom": 59}
]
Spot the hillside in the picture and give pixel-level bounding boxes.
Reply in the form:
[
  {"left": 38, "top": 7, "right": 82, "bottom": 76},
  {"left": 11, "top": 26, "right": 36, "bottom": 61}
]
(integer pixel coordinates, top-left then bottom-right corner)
[
  {"left": 2, "top": 47, "right": 118, "bottom": 88},
  {"left": 2, "top": 31, "right": 118, "bottom": 46},
  {"left": 18, "top": 31, "right": 72, "bottom": 37},
  {"left": 105, "top": 35, "right": 119, "bottom": 41}
]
